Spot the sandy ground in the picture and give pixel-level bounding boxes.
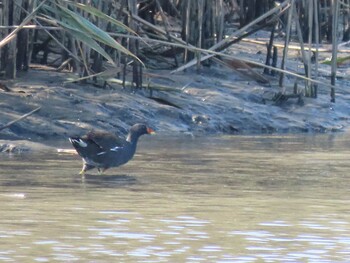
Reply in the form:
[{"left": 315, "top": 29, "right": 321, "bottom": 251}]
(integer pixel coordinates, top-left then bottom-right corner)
[{"left": 1, "top": 38, "right": 350, "bottom": 151}]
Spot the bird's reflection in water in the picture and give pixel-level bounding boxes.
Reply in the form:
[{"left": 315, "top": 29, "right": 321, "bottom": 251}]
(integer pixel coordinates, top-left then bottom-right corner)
[{"left": 78, "top": 174, "right": 137, "bottom": 187}]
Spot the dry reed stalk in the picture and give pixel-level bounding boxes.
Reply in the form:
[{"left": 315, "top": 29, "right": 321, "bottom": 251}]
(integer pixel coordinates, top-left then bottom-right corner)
[
  {"left": 278, "top": 0, "right": 294, "bottom": 91},
  {"left": 263, "top": 24, "right": 275, "bottom": 75},
  {"left": 0, "top": 0, "right": 26, "bottom": 77},
  {"left": 196, "top": 0, "right": 204, "bottom": 71},
  {"left": 16, "top": 0, "right": 31, "bottom": 71},
  {"left": 236, "top": 37, "right": 350, "bottom": 53},
  {"left": 331, "top": 0, "right": 339, "bottom": 103},
  {"left": 293, "top": 4, "right": 307, "bottom": 71},
  {"left": 306, "top": 0, "right": 313, "bottom": 97},
  {"left": 155, "top": 0, "right": 178, "bottom": 66},
  {"left": 90, "top": 0, "right": 103, "bottom": 75},
  {"left": 172, "top": 0, "right": 291, "bottom": 74},
  {"left": 183, "top": 0, "right": 191, "bottom": 62},
  {"left": 343, "top": 0, "right": 350, "bottom": 40},
  {"left": 32, "top": 16, "right": 83, "bottom": 66},
  {"left": 313, "top": 0, "right": 320, "bottom": 98},
  {"left": 0, "top": 25, "right": 59, "bottom": 29},
  {"left": 0, "top": 0, "right": 47, "bottom": 48},
  {"left": 128, "top": 0, "right": 142, "bottom": 89}
]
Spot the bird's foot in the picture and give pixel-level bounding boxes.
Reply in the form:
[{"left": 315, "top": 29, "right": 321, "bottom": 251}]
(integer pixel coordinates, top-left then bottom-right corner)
[
  {"left": 79, "top": 169, "right": 86, "bottom": 179},
  {"left": 97, "top": 168, "right": 105, "bottom": 175}
]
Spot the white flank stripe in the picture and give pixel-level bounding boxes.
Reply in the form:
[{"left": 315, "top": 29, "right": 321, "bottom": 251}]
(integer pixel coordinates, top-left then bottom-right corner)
[
  {"left": 97, "top": 151, "right": 106, "bottom": 155},
  {"left": 76, "top": 139, "right": 88, "bottom": 147},
  {"left": 70, "top": 138, "right": 87, "bottom": 147},
  {"left": 110, "top": 146, "right": 122, "bottom": 152}
]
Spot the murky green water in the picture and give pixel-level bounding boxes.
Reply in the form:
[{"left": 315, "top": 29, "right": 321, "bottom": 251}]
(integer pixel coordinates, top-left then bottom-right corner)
[{"left": 1, "top": 134, "right": 350, "bottom": 262}]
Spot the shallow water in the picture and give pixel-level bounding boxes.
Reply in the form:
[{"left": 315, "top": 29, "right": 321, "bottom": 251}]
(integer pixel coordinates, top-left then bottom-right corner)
[{"left": 1, "top": 134, "right": 350, "bottom": 262}]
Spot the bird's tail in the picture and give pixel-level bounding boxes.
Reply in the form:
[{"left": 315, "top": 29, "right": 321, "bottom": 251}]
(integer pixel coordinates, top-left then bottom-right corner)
[{"left": 69, "top": 137, "right": 88, "bottom": 148}]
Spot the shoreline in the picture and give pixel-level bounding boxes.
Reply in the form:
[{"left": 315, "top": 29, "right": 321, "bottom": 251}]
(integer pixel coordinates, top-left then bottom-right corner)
[{"left": 1, "top": 56, "right": 350, "bottom": 153}]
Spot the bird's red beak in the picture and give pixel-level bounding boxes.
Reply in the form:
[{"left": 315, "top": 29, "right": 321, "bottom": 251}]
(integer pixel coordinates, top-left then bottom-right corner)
[{"left": 147, "top": 127, "right": 156, "bottom": 134}]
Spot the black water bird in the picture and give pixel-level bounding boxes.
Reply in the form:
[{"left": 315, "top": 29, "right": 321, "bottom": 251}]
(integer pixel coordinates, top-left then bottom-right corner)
[{"left": 69, "top": 124, "right": 155, "bottom": 175}]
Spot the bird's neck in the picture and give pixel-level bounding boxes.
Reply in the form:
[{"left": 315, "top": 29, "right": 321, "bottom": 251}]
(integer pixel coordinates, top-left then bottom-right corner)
[{"left": 126, "top": 134, "right": 139, "bottom": 145}]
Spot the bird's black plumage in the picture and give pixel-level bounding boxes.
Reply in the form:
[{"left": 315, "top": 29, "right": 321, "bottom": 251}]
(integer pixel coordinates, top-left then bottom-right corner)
[{"left": 69, "top": 124, "right": 155, "bottom": 174}]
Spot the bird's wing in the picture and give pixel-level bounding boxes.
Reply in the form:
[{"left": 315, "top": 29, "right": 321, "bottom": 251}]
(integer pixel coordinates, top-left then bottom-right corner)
[{"left": 85, "top": 130, "right": 127, "bottom": 151}]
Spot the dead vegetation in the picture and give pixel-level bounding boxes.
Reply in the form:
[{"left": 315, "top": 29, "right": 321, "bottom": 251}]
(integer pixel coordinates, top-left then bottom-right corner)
[{"left": 0, "top": 0, "right": 349, "bottom": 103}]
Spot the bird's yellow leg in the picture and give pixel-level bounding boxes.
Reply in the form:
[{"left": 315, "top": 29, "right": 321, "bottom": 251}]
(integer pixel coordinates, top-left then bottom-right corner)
[{"left": 80, "top": 163, "right": 94, "bottom": 176}]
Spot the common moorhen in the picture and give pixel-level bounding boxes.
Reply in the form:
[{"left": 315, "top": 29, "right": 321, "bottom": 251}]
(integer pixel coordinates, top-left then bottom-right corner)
[{"left": 69, "top": 123, "right": 155, "bottom": 174}]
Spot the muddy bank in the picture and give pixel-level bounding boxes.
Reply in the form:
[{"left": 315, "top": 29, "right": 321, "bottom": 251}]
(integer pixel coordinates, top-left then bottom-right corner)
[{"left": 1, "top": 56, "right": 350, "bottom": 152}]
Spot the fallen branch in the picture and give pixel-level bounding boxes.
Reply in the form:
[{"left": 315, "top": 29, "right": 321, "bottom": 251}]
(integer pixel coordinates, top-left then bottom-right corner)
[
  {"left": 171, "top": 0, "right": 292, "bottom": 74},
  {"left": 238, "top": 38, "right": 350, "bottom": 53},
  {"left": 0, "top": 106, "right": 41, "bottom": 132}
]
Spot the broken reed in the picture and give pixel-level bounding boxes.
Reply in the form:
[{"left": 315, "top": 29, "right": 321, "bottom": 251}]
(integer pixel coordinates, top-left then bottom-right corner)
[{"left": 0, "top": 0, "right": 347, "bottom": 102}]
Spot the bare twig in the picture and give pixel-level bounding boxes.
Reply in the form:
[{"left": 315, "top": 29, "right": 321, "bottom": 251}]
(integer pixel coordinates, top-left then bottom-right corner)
[
  {"left": 0, "top": 107, "right": 41, "bottom": 132},
  {"left": 0, "top": 0, "right": 48, "bottom": 48}
]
